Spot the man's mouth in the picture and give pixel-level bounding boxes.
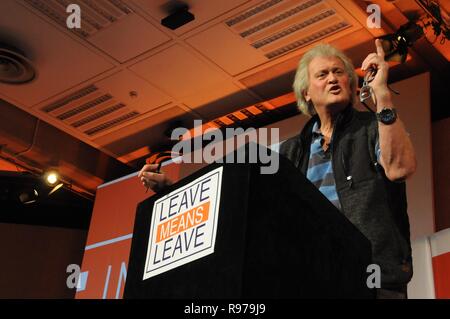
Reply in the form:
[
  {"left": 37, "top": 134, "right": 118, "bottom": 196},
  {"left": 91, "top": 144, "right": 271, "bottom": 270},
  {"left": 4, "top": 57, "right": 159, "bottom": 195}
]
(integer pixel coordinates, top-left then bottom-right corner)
[{"left": 329, "top": 85, "right": 341, "bottom": 94}]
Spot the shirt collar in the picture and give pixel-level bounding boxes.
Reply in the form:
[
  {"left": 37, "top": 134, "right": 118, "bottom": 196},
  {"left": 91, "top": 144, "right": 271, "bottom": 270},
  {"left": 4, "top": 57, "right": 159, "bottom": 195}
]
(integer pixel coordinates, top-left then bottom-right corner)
[{"left": 312, "top": 121, "right": 322, "bottom": 138}]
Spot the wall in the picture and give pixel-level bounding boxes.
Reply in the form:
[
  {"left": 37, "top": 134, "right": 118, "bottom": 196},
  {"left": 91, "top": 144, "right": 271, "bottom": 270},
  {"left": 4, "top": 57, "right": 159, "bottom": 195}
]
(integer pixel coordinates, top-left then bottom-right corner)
[
  {"left": 387, "top": 72, "right": 434, "bottom": 239},
  {"left": 0, "top": 223, "right": 87, "bottom": 298},
  {"left": 432, "top": 117, "right": 450, "bottom": 232}
]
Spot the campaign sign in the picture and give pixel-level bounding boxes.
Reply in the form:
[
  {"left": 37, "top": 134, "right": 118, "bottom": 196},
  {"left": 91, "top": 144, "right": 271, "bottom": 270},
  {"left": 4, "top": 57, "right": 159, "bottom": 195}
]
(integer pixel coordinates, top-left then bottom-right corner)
[{"left": 143, "top": 166, "right": 223, "bottom": 280}]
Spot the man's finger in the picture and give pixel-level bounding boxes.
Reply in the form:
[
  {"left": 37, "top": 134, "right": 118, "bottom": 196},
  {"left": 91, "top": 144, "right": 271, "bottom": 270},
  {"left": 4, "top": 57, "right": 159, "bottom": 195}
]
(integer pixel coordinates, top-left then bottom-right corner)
[
  {"left": 361, "top": 53, "right": 378, "bottom": 70},
  {"left": 362, "top": 57, "right": 379, "bottom": 72},
  {"left": 142, "top": 171, "right": 166, "bottom": 184},
  {"left": 138, "top": 163, "right": 160, "bottom": 177},
  {"left": 144, "top": 163, "right": 160, "bottom": 171},
  {"left": 146, "top": 179, "right": 157, "bottom": 188},
  {"left": 375, "top": 39, "right": 385, "bottom": 59}
]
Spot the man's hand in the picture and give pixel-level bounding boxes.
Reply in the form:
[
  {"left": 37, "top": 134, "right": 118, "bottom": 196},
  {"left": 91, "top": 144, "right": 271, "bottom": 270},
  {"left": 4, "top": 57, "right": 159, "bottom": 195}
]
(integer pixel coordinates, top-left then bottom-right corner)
[
  {"left": 361, "top": 39, "right": 390, "bottom": 100},
  {"left": 361, "top": 41, "right": 416, "bottom": 182},
  {"left": 138, "top": 164, "right": 173, "bottom": 193}
]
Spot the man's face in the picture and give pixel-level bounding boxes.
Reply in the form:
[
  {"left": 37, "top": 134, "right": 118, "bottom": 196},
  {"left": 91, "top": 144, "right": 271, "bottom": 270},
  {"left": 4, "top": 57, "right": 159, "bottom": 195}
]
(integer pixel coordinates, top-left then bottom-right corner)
[{"left": 304, "top": 56, "right": 352, "bottom": 110}]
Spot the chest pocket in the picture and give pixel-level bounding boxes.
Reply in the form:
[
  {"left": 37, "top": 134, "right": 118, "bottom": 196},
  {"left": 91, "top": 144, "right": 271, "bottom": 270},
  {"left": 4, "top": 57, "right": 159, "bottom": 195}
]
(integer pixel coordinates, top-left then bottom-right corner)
[{"left": 337, "top": 131, "right": 378, "bottom": 186}]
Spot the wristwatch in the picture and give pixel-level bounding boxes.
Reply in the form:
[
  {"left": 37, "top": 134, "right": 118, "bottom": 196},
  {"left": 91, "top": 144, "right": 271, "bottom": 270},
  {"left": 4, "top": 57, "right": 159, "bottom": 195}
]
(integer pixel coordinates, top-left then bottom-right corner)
[{"left": 376, "top": 107, "right": 397, "bottom": 125}]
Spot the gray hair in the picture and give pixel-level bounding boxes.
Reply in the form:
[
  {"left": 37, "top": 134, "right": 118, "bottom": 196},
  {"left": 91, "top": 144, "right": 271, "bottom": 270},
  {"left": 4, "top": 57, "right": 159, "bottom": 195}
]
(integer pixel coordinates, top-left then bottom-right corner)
[{"left": 292, "top": 43, "right": 358, "bottom": 116}]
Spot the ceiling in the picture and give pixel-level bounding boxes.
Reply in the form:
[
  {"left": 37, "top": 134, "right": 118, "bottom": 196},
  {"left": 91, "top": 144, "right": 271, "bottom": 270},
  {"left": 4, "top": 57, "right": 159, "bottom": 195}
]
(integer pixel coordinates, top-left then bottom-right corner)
[{"left": 0, "top": 0, "right": 449, "bottom": 199}]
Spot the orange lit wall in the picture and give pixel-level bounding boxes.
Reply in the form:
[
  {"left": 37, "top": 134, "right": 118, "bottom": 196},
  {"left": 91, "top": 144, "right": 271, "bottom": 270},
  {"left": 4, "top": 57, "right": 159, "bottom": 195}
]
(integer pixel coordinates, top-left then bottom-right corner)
[
  {"left": 75, "top": 164, "right": 181, "bottom": 298},
  {"left": 0, "top": 223, "right": 86, "bottom": 298}
]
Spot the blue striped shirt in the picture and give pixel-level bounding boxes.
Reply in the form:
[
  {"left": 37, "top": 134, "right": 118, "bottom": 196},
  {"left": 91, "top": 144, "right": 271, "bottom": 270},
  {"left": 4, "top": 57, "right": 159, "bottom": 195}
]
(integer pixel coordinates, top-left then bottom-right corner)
[
  {"left": 306, "top": 121, "right": 381, "bottom": 210},
  {"left": 306, "top": 121, "right": 341, "bottom": 209}
]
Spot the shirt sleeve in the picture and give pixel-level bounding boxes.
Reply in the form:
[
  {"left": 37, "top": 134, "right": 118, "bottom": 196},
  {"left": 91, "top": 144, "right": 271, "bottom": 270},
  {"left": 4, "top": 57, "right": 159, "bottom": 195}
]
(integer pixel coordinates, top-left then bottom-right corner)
[{"left": 375, "top": 137, "right": 381, "bottom": 162}]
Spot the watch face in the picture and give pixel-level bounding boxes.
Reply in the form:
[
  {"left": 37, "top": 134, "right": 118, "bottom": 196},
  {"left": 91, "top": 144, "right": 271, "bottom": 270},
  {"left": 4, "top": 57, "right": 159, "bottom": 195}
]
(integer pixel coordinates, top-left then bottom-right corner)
[
  {"left": 382, "top": 110, "right": 393, "bottom": 121},
  {"left": 380, "top": 108, "right": 396, "bottom": 124}
]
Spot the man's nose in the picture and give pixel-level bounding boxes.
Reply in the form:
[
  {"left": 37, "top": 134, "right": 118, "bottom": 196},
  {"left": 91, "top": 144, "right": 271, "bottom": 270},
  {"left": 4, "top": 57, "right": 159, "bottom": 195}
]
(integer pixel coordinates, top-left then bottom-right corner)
[{"left": 327, "top": 73, "right": 338, "bottom": 83}]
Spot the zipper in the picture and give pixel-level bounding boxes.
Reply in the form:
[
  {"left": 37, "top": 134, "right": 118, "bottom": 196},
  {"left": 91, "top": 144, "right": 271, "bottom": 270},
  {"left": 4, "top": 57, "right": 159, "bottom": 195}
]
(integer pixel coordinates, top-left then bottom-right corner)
[
  {"left": 342, "top": 152, "right": 353, "bottom": 188},
  {"left": 330, "top": 109, "right": 354, "bottom": 213}
]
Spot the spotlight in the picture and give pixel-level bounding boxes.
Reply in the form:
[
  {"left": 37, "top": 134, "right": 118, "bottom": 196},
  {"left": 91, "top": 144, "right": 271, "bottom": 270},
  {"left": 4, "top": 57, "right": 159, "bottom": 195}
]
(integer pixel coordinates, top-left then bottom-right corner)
[
  {"left": 44, "top": 171, "right": 60, "bottom": 186},
  {"left": 18, "top": 188, "right": 39, "bottom": 204},
  {"left": 161, "top": 2, "right": 195, "bottom": 30},
  {"left": 43, "top": 170, "right": 64, "bottom": 195},
  {"left": 378, "top": 21, "right": 424, "bottom": 63}
]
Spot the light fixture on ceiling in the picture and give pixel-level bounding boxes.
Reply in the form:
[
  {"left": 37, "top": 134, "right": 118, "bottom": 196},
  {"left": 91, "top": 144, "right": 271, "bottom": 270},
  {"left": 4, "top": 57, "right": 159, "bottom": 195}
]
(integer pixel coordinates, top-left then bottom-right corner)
[
  {"left": 0, "top": 171, "right": 39, "bottom": 204},
  {"left": 0, "top": 44, "right": 36, "bottom": 84},
  {"left": 161, "top": 1, "right": 195, "bottom": 30},
  {"left": 18, "top": 188, "right": 39, "bottom": 205},
  {"left": 43, "top": 170, "right": 64, "bottom": 196},
  {"left": 44, "top": 170, "right": 59, "bottom": 186}
]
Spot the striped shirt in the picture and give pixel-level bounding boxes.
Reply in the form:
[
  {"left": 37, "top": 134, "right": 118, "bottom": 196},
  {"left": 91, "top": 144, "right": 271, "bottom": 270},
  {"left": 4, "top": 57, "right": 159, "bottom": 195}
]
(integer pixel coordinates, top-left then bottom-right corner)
[
  {"left": 306, "top": 121, "right": 341, "bottom": 209},
  {"left": 306, "top": 121, "right": 381, "bottom": 210}
]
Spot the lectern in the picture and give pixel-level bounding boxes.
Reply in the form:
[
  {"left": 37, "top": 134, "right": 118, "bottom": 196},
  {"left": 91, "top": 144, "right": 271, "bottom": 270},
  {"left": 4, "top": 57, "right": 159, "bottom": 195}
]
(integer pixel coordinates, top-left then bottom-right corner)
[{"left": 124, "top": 147, "right": 374, "bottom": 298}]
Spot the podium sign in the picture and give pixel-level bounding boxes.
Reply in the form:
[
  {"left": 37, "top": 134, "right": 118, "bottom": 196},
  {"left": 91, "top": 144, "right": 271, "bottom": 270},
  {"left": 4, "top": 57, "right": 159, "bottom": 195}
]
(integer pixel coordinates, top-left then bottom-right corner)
[{"left": 143, "top": 167, "right": 223, "bottom": 280}]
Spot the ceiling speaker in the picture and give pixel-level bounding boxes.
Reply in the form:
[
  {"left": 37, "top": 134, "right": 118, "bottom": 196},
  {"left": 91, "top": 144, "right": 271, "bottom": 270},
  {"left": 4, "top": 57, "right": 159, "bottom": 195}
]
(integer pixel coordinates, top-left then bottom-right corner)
[{"left": 0, "top": 44, "right": 36, "bottom": 84}]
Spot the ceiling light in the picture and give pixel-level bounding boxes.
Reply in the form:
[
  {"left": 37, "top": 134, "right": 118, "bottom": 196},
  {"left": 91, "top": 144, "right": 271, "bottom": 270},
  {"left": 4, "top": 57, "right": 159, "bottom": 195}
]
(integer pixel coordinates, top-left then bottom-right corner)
[
  {"left": 44, "top": 171, "right": 60, "bottom": 186},
  {"left": 43, "top": 170, "right": 65, "bottom": 196}
]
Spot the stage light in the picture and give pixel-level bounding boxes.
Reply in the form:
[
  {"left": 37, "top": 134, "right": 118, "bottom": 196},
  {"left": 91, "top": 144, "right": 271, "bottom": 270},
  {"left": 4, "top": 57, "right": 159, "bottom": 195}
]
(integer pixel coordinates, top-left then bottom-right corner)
[
  {"left": 44, "top": 171, "right": 59, "bottom": 186},
  {"left": 43, "top": 170, "right": 64, "bottom": 196},
  {"left": 18, "top": 188, "right": 39, "bottom": 204}
]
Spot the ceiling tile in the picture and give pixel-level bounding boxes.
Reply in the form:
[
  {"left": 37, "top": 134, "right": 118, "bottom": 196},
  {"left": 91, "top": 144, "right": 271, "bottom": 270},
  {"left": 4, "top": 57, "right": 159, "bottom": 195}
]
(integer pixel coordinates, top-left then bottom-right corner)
[
  {"left": 186, "top": 23, "right": 268, "bottom": 75},
  {"left": 129, "top": 44, "right": 228, "bottom": 99},
  {"left": 0, "top": 0, "right": 113, "bottom": 107},
  {"left": 93, "top": 105, "right": 200, "bottom": 157},
  {"left": 94, "top": 70, "right": 172, "bottom": 114},
  {"left": 87, "top": 13, "right": 171, "bottom": 63},
  {"left": 183, "top": 81, "right": 259, "bottom": 120}
]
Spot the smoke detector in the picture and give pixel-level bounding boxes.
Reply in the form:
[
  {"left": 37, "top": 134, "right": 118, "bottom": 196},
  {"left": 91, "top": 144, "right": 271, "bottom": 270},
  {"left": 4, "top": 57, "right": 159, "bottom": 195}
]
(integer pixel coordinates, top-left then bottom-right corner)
[{"left": 0, "top": 44, "right": 36, "bottom": 84}]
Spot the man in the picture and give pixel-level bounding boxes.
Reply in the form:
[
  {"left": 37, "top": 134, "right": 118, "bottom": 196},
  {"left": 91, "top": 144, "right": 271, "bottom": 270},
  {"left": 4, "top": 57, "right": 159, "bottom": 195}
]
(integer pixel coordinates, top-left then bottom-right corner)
[
  {"left": 280, "top": 39, "right": 416, "bottom": 299},
  {"left": 139, "top": 40, "right": 417, "bottom": 298}
]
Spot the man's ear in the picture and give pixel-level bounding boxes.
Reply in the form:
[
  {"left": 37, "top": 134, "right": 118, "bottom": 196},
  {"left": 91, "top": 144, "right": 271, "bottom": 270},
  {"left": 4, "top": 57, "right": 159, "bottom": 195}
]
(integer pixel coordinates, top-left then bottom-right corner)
[{"left": 303, "top": 89, "right": 311, "bottom": 103}]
